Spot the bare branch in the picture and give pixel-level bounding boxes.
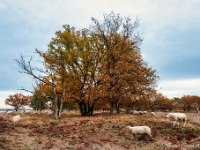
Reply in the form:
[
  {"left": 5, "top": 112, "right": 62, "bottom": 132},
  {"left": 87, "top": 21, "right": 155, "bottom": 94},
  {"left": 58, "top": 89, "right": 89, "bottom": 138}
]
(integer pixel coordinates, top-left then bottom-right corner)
[
  {"left": 14, "top": 55, "right": 53, "bottom": 86},
  {"left": 18, "top": 87, "right": 34, "bottom": 94}
]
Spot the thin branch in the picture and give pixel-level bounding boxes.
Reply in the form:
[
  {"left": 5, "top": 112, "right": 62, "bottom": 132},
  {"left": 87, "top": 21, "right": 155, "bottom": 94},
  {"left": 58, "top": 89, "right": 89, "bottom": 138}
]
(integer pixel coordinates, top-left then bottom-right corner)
[
  {"left": 18, "top": 87, "right": 34, "bottom": 94},
  {"left": 14, "top": 55, "right": 53, "bottom": 86}
]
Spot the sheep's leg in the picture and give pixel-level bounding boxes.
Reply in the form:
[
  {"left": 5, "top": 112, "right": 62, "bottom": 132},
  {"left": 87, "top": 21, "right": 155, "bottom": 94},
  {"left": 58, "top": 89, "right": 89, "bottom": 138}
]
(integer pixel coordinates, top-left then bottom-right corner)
[
  {"left": 132, "top": 134, "right": 136, "bottom": 140},
  {"left": 183, "top": 120, "right": 186, "bottom": 127},
  {"left": 173, "top": 121, "right": 176, "bottom": 126},
  {"left": 149, "top": 133, "right": 153, "bottom": 140}
]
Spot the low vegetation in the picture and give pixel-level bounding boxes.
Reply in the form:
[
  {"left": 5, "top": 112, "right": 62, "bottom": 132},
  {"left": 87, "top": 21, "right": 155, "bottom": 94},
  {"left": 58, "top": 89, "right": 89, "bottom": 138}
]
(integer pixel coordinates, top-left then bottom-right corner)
[{"left": 0, "top": 112, "right": 200, "bottom": 150}]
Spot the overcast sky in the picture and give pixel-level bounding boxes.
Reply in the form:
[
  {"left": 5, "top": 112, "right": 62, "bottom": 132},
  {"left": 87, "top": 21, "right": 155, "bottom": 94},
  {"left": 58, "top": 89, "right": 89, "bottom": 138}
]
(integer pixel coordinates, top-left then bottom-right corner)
[{"left": 1, "top": 0, "right": 200, "bottom": 108}]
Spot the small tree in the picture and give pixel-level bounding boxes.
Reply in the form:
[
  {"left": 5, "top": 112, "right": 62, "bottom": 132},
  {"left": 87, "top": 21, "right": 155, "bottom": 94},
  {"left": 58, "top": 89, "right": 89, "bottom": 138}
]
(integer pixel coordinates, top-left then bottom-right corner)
[
  {"left": 62, "top": 102, "right": 78, "bottom": 111},
  {"left": 156, "top": 93, "right": 174, "bottom": 111},
  {"left": 5, "top": 93, "right": 30, "bottom": 111},
  {"left": 30, "top": 95, "right": 46, "bottom": 111},
  {"left": 180, "top": 95, "right": 195, "bottom": 112},
  {"left": 180, "top": 95, "right": 200, "bottom": 112},
  {"left": 193, "top": 96, "right": 200, "bottom": 113}
]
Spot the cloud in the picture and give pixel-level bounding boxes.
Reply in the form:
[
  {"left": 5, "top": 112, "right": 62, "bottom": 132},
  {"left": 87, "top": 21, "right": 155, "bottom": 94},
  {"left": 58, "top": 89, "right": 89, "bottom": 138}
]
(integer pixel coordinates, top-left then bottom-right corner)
[
  {"left": 158, "top": 78, "right": 200, "bottom": 98},
  {"left": 3, "top": 0, "right": 200, "bottom": 29},
  {"left": 1, "top": 0, "right": 200, "bottom": 99}
]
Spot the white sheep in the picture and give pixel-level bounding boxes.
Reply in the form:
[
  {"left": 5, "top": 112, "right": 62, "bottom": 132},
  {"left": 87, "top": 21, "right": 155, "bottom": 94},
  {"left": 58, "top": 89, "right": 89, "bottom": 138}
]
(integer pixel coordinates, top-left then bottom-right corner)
[
  {"left": 130, "top": 110, "right": 139, "bottom": 115},
  {"left": 167, "top": 112, "right": 187, "bottom": 127},
  {"left": 119, "top": 108, "right": 126, "bottom": 113},
  {"left": 138, "top": 111, "right": 143, "bottom": 115},
  {"left": 41, "top": 109, "right": 53, "bottom": 115},
  {"left": 6, "top": 111, "right": 13, "bottom": 115},
  {"left": 142, "top": 111, "right": 148, "bottom": 114},
  {"left": 126, "top": 125, "right": 152, "bottom": 140},
  {"left": 31, "top": 110, "right": 39, "bottom": 114},
  {"left": 150, "top": 112, "right": 155, "bottom": 116},
  {"left": 12, "top": 115, "right": 21, "bottom": 126}
]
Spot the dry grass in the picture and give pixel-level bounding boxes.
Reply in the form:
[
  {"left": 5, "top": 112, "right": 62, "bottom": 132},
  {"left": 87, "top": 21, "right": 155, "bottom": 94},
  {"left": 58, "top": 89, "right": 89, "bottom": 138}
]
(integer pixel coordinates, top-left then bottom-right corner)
[{"left": 0, "top": 112, "right": 200, "bottom": 150}]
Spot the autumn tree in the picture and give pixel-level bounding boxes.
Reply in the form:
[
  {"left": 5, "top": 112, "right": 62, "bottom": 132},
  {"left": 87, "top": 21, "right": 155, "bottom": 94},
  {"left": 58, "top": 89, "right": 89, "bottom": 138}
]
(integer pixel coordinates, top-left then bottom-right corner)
[
  {"left": 192, "top": 96, "right": 200, "bottom": 113},
  {"left": 147, "top": 90, "right": 160, "bottom": 112},
  {"left": 180, "top": 95, "right": 194, "bottom": 112},
  {"left": 39, "top": 26, "right": 105, "bottom": 116},
  {"left": 29, "top": 81, "right": 55, "bottom": 112},
  {"left": 180, "top": 95, "right": 199, "bottom": 112},
  {"left": 5, "top": 93, "right": 30, "bottom": 111},
  {"left": 15, "top": 55, "right": 63, "bottom": 119},
  {"left": 91, "top": 12, "right": 158, "bottom": 114},
  {"left": 156, "top": 94, "right": 174, "bottom": 111},
  {"left": 15, "top": 12, "right": 158, "bottom": 117},
  {"left": 16, "top": 25, "right": 102, "bottom": 117}
]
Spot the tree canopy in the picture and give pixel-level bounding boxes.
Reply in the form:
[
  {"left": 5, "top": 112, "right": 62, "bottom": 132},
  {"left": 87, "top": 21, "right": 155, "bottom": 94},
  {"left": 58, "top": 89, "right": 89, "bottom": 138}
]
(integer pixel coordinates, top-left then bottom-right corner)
[
  {"left": 16, "top": 12, "right": 158, "bottom": 119},
  {"left": 5, "top": 93, "right": 30, "bottom": 111}
]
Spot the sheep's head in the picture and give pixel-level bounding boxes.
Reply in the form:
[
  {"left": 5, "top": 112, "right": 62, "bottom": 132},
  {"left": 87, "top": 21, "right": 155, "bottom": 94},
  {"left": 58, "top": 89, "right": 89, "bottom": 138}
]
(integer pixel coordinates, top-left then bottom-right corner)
[
  {"left": 125, "top": 126, "right": 132, "bottom": 133},
  {"left": 166, "top": 113, "right": 172, "bottom": 118},
  {"left": 125, "top": 126, "right": 131, "bottom": 129},
  {"left": 125, "top": 126, "right": 132, "bottom": 131}
]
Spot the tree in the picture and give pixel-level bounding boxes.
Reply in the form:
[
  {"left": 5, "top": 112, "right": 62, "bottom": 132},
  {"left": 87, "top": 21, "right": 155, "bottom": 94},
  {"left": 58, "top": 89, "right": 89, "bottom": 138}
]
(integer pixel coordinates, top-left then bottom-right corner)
[
  {"left": 5, "top": 93, "right": 30, "bottom": 111},
  {"left": 15, "top": 55, "right": 63, "bottom": 119},
  {"left": 16, "top": 25, "right": 101, "bottom": 117},
  {"left": 15, "top": 12, "right": 158, "bottom": 117},
  {"left": 156, "top": 93, "right": 174, "bottom": 111},
  {"left": 40, "top": 26, "right": 104, "bottom": 116},
  {"left": 179, "top": 95, "right": 200, "bottom": 112},
  {"left": 30, "top": 95, "right": 46, "bottom": 111},
  {"left": 91, "top": 12, "right": 158, "bottom": 114},
  {"left": 62, "top": 101, "right": 78, "bottom": 111},
  {"left": 148, "top": 90, "right": 159, "bottom": 112},
  {"left": 192, "top": 96, "right": 200, "bottom": 114},
  {"left": 180, "top": 95, "right": 196, "bottom": 112}
]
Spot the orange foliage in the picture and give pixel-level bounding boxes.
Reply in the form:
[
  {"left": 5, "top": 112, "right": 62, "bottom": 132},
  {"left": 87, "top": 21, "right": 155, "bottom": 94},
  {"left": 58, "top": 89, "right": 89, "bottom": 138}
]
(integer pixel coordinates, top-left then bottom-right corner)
[
  {"left": 5, "top": 93, "right": 30, "bottom": 111},
  {"left": 180, "top": 95, "right": 200, "bottom": 112}
]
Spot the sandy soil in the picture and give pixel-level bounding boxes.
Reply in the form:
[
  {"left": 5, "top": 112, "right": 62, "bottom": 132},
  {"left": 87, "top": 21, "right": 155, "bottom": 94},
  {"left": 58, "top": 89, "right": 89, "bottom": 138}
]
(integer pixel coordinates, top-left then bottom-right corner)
[{"left": 0, "top": 111, "right": 200, "bottom": 150}]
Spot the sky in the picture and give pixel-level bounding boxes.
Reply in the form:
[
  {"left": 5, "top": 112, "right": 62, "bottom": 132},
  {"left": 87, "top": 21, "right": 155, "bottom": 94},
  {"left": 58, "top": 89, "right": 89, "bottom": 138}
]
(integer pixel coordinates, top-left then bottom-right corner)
[{"left": 1, "top": 0, "right": 200, "bottom": 108}]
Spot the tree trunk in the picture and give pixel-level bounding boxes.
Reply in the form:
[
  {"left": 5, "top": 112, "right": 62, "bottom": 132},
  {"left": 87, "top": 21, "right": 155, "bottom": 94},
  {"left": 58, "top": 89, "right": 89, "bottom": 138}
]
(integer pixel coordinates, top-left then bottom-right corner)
[
  {"left": 78, "top": 101, "right": 94, "bottom": 116},
  {"left": 88, "top": 103, "right": 94, "bottom": 116},
  {"left": 197, "top": 107, "right": 200, "bottom": 114},
  {"left": 58, "top": 80, "right": 66, "bottom": 119},
  {"left": 110, "top": 102, "right": 115, "bottom": 115},
  {"left": 78, "top": 102, "right": 85, "bottom": 116},
  {"left": 89, "top": 107, "right": 94, "bottom": 115},
  {"left": 52, "top": 81, "right": 59, "bottom": 120},
  {"left": 54, "top": 106, "right": 59, "bottom": 120},
  {"left": 116, "top": 102, "right": 120, "bottom": 114},
  {"left": 125, "top": 107, "right": 130, "bottom": 114},
  {"left": 151, "top": 105, "right": 155, "bottom": 112},
  {"left": 58, "top": 101, "right": 63, "bottom": 119},
  {"left": 15, "top": 107, "right": 18, "bottom": 112}
]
